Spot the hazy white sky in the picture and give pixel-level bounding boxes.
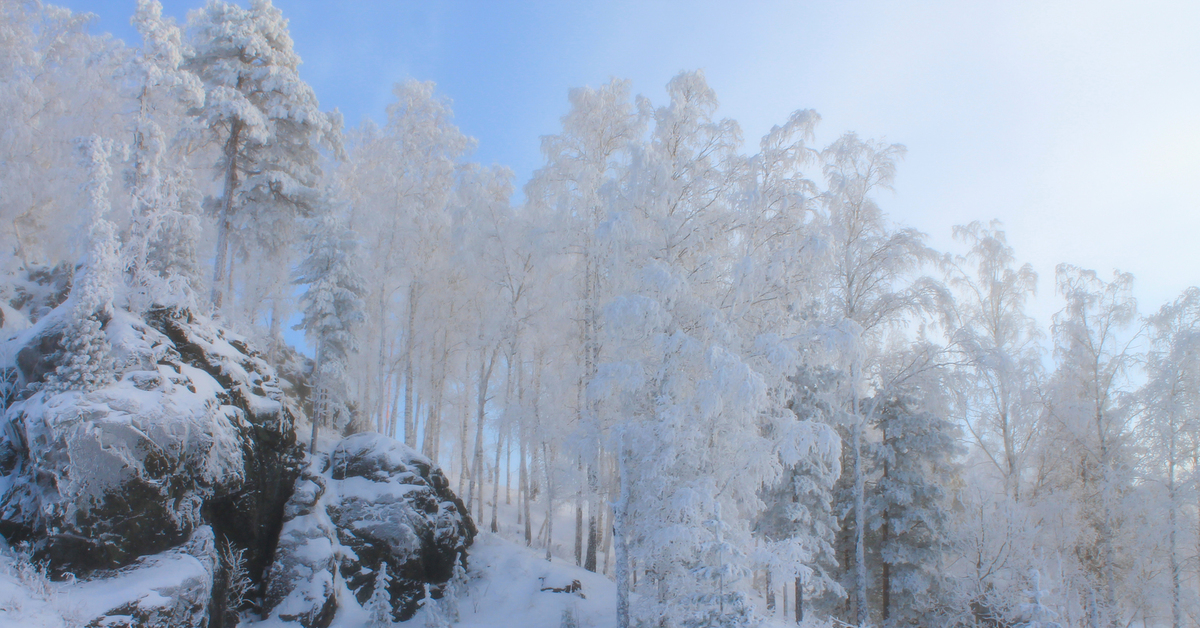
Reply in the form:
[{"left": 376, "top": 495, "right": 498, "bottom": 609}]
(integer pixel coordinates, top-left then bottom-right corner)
[{"left": 66, "top": 0, "right": 1200, "bottom": 327}]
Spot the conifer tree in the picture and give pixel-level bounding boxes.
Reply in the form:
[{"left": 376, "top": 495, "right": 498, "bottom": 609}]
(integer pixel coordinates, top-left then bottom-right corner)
[
  {"left": 48, "top": 136, "right": 120, "bottom": 393},
  {"left": 366, "top": 563, "right": 393, "bottom": 627},
  {"left": 186, "top": 0, "right": 341, "bottom": 309},
  {"left": 869, "top": 390, "right": 962, "bottom": 625},
  {"left": 294, "top": 202, "right": 366, "bottom": 452}
]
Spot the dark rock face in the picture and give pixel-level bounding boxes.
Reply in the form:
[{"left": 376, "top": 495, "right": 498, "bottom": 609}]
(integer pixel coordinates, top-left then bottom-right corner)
[
  {"left": 0, "top": 307, "right": 304, "bottom": 627},
  {"left": 265, "top": 433, "right": 475, "bottom": 627}
]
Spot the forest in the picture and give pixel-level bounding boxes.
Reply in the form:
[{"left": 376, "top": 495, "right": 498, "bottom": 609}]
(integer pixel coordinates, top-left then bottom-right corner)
[{"left": 0, "top": 1, "right": 1197, "bottom": 627}]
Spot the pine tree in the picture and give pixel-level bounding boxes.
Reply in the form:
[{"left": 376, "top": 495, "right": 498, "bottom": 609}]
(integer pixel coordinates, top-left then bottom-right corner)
[
  {"left": 47, "top": 136, "right": 120, "bottom": 393},
  {"left": 685, "top": 503, "right": 756, "bottom": 628},
  {"left": 441, "top": 553, "right": 468, "bottom": 622},
  {"left": 422, "top": 582, "right": 451, "bottom": 628},
  {"left": 294, "top": 203, "right": 366, "bottom": 452},
  {"left": 869, "top": 390, "right": 962, "bottom": 626},
  {"left": 366, "top": 563, "right": 393, "bottom": 627},
  {"left": 758, "top": 366, "right": 845, "bottom": 619},
  {"left": 186, "top": 0, "right": 341, "bottom": 309}
]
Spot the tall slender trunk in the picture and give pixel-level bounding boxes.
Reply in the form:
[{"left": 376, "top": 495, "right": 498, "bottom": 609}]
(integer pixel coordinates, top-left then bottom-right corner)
[
  {"left": 1168, "top": 418, "right": 1180, "bottom": 628},
  {"left": 882, "top": 429, "right": 891, "bottom": 622},
  {"left": 309, "top": 343, "right": 324, "bottom": 454},
  {"left": 1097, "top": 405, "right": 1116, "bottom": 627},
  {"left": 506, "top": 430, "right": 512, "bottom": 505},
  {"left": 766, "top": 569, "right": 774, "bottom": 612},
  {"left": 458, "top": 355, "right": 471, "bottom": 498},
  {"left": 543, "top": 441, "right": 554, "bottom": 561},
  {"left": 575, "top": 458, "right": 584, "bottom": 566},
  {"left": 795, "top": 576, "right": 803, "bottom": 623},
  {"left": 211, "top": 120, "right": 242, "bottom": 309},
  {"left": 585, "top": 461, "right": 600, "bottom": 572},
  {"left": 521, "top": 433, "right": 531, "bottom": 544},
  {"left": 882, "top": 515, "right": 891, "bottom": 621},
  {"left": 852, "top": 404, "right": 867, "bottom": 625},
  {"left": 403, "top": 283, "right": 418, "bottom": 447},
  {"left": 469, "top": 347, "right": 496, "bottom": 527},
  {"left": 422, "top": 340, "right": 446, "bottom": 460},
  {"left": 373, "top": 294, "right": 389, "bottom": 434},
  {"left": 491, "top": 424, "right": 502, "bottom": 533},
  {"left": 614, "top": 446, "right": 630, "bottom": 628},
  {"left": 602, "top": 462, "right": 614, "bottom": 575}
]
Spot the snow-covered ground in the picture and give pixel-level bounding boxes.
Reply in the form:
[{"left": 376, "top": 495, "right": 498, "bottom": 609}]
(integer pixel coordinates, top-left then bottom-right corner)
[
  {"left": 434, "top": 532, "right": 613, "bottom": 628},
  {"left": 447, "top": 476, "right": 815, "bottom": 628}
]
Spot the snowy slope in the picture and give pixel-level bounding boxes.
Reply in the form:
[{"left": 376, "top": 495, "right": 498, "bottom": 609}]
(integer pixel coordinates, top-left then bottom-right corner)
[{"left": 414, "top": 532, "right": 615, "bottom": 628}]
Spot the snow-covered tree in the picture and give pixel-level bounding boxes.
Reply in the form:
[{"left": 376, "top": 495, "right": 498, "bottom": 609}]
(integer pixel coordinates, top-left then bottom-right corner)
[
  {"left": 869, "top": 390, "right": 962, "bottom": 625},
  {"left": 1138, "top": 287, "right": 1200, "bottom": 628},
  {"left": 421, "top": 583, "right": 450, "bottom": 628},
  {"left": 47, "top": 136, "right": 121, "bottom": 393},
  {"left": 526, "top": 77, "right": 646, "bottom": 571},
  {"left": 593, "top": 71, "right": 782, "bottom": 628},
  {"left": 366, "top": 562, "right": 393, "bottom": 627},
  {"left": 943, "top": 221, "right": 1042, "bottom": 502},
  {"left": 817, "top": 131, "right": 932, "bottom": 625},
  {"left": 124, "top": 0, "right": 204, "bottom": 311},
  {"left": 757, "top": 366, "right": 844, "bottom": 620},
  {"left": 293, "top": 202, "right": 366, "bottom": 452},
  {"left": 0, "top": 1, "right": 129, "bottom": 268},
  {"left": 186, "top": 0, "right": 341, "bottom": 309},
  {"left": 1045, "top": 265, "right": 1139, "bottom": 627}
]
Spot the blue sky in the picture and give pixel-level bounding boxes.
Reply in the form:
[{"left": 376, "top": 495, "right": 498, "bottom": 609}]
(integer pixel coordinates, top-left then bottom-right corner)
[{"left": 61, "top": 0, "right": 1200, "bottom": 326}]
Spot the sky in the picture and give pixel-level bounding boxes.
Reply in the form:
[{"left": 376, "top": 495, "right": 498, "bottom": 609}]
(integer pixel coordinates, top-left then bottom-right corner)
[{"left": 61, "top": 0, "right": 1200, "bottom": 329}]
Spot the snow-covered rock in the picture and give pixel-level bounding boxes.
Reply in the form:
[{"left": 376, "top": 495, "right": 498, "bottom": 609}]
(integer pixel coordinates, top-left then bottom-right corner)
[
  {"left": 0, "top": 308, "right": 303, "bottom": 580},
  {"left": 73, "top": 525, "right": 217, "bottom": 628},
  {"left": 263, "top": 432, "right": 475, "bottom": 627},
  {"left": 0, "top": 305, "right": 306, "bottom": 627}
]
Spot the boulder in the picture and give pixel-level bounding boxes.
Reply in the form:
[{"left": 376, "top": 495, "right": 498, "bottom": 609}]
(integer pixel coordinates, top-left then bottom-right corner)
[
  {"left": 265, "top": 433, "right": 475, "bottom": 627},
  {"left": 0, "top": 306, "right": 304, "bottom": 627}
]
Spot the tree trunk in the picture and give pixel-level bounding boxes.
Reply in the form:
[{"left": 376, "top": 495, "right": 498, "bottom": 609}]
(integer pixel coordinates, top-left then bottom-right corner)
[
  {"left": 520, "top": 432, "right": 530, "bottom": 542},
  {"left": 543, "top": 441, "right": 554, "bottom": 561},
  {"left": 882, "top": 431, "right": 891, "bottom": 622},
  {"left": 458, "top": 354, "right": 471, "bottom": 498},
  {"left": 308, "top": 343, "right": 324, "bottom": 455},
  {"left": 575, "top": 458, "right": 584, "bottom": 566},
  {"left": 852, "top": 414, "right": 867, "bottom": 626},
  {"left": 422, "top": 342, "right": 446, "bottom": 460},
  {"left": 1168, "top": 425, "right": 1180, "bottom": 628},
  {"left": 882, "top": 514, "right": 891, "bottom": 621},
  {"left": 614, "top": 447, "right": 630, "bottom": 628},
  {"left": 585, "top": 462, "right": 599, "bottom": 572},
  {"left": 211, "top": 120, "right": 242, "bottom": 309},
  {"left": 403, "top": 283, "right": 418, "bottom": 447},
  {"left": 506, "top": 426, "right": 512, "bottom": 505},
  {"left": 469, "top": 347, "right": 496, "bottom": 525},
  {"left": 766, "top": 570, "right": 774, "bottom": 612},
  {"left": 795, "top": 576, "right": 803, "bottom": 624},
  {"left": 491, "top": 422, "right": 502, "bottom": 533}
]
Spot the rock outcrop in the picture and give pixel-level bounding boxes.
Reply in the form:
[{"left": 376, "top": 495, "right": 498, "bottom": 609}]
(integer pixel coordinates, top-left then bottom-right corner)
[
  {"left": 0, "top": 296, "right": 474, "bottom": 628},
  {"left": 265, "top": 432, "right": 475, "bottom": 627}
]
